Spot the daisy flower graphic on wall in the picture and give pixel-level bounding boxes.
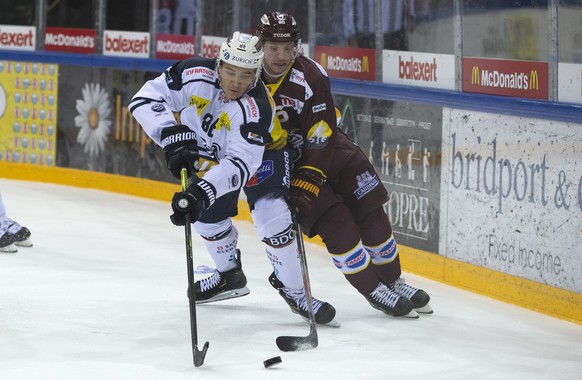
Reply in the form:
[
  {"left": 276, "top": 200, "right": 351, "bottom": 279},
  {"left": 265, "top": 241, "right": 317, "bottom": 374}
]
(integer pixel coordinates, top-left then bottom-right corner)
[{"left": 74, "top": 83, "right": 112, "bottom": 157}]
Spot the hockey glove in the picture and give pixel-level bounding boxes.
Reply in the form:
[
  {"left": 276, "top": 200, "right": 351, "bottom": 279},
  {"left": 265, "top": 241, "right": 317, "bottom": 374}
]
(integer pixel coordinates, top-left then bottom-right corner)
[
  {"left": 170, "top": 177, "right": 216, "bottom": 226},
  {"left": 289, "top": 166, "right": 326, "bottom": 217},
  {"left": 161, "top": 124, "right": 199, "bottom": 179}
]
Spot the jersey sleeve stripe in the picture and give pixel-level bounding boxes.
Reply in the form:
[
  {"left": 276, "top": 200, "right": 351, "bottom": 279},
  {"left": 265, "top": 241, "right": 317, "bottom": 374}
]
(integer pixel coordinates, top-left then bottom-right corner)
[{"left": 129, "top": 97, "right": 166, "bottom": 113}]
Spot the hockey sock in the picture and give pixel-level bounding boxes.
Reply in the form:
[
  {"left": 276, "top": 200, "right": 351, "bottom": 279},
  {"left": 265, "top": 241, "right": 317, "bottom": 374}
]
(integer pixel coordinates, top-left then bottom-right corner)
[
  {"left": 366, "top": 234, "right": 402, "bottom": 286},
  {"left": 366, "top": 234, "right": 399, "bottom": 265},
  {"left": 331, "top": 241, "right": 381, "bottom": 295},
  {"left": 194, "top": 219, "right": 239, "bottom": 272}
]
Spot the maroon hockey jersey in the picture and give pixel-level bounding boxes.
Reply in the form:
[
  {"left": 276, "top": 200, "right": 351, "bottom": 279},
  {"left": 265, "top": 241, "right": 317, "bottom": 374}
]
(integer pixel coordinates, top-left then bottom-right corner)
[{"left": 263, "top": 55, "right": 389, "bottom": 235}]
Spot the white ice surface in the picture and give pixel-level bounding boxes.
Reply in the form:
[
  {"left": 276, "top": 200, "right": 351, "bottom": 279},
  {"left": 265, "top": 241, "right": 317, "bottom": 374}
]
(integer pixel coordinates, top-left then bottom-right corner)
[{"left": 0, "top": 178, "right": 581, "bottom": 380}]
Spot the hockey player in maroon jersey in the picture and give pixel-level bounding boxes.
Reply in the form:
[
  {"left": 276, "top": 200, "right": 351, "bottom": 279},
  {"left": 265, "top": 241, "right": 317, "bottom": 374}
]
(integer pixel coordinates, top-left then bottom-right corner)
[{"left": 256, "top": 11, "right": 432, "bottom": 318}]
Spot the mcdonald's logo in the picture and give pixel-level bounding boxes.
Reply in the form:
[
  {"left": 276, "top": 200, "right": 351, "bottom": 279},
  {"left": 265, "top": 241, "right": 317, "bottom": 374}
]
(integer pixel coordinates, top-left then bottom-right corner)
[
  {"left": 320, "top": 53, "right": 327, "bottom": 69},
  {"left": 362, "top": 56, "right": 369, "bottom": 72},
  {"left": 529, "top": 70, "right": 538, "bottom": 90},
  {"left": 471, "top": 66, "right": 480, "bottom": 85}
]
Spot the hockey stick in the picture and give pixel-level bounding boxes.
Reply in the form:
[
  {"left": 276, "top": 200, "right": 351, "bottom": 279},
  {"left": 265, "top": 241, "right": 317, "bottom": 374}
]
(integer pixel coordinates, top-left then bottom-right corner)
[
  {"left": 275, "top": 217, "right": 318, "bottom": 352},
  {"left": 180, "top": 168, "right": 209, "bottom": 367}
]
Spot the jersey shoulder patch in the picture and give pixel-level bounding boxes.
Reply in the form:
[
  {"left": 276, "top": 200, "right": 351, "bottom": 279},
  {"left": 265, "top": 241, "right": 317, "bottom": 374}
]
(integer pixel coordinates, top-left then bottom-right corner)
[{"left": 238, "top": 84, "right": 274, "bottom": 146}]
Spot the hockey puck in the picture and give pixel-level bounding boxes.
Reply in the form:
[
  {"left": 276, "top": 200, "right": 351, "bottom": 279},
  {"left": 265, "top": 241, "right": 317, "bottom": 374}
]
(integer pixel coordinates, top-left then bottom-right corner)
[{"left": 263, "top": 356, "right": 282, "bottom": 368}]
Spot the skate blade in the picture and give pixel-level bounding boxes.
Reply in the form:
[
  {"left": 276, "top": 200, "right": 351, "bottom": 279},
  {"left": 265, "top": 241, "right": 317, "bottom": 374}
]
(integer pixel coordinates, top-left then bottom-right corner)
[
  {"left": 401, "top": 309, "right": 420, "bottom": 319},
  {"left": 298, "top": 315, "right": 341, "bottom": 328},
  {"left": 321, "top": 318, "right": 341, "bottom": 328},
  {"left": 415, "top": 304, "right": 433, "bottom": 314},
  {"left": 195, "top": 287, "right": 251, "bottom": 304}
]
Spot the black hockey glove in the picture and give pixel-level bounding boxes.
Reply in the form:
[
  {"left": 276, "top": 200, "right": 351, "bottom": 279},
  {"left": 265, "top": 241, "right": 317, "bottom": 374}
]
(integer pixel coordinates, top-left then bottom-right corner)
[
  {"left": 170, "top": 177, "right": 216, "bottom": 226},
  {"left": 289, "top": 166, "right": 326, "bottom": 217},
  {"left": 160, "top": 124, "right": 199, "bottom": 180}
]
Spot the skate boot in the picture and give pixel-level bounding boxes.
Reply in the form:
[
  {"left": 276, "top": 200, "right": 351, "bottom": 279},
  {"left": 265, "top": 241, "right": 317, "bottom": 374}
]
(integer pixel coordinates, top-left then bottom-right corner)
[
  {"left": 366, "top": 282, "right": 418, "bottom": 318},
  {"left": 0, "top": 219, "right": 32, "bottom": 250},
  {"left": 0, "top": 228, "right": 17, "bottom": 253},
  {"left": 9, "top": 224, "right": 33, "bottom": 247},
  {"left": 192, "top": 249, "right": 250, "bottom": 304},
  {"left": 269, "top": 272, "right": 338, "bottom": 326},
  {"left": 389, "top": 277, "right": 433, "bottom": 314}
]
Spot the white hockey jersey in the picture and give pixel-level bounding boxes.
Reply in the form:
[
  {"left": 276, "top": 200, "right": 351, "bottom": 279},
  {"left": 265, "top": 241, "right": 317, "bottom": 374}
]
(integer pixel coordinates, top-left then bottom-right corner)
[{"left": 130, "top": 57, "right": 277, "bottom": 201}]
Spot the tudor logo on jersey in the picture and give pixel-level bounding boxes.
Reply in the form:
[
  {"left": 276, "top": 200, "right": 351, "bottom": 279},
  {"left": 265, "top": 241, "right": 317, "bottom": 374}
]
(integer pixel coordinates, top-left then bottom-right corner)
[{"left": 246, "top": 160, "right": 274, "bottom": 187}]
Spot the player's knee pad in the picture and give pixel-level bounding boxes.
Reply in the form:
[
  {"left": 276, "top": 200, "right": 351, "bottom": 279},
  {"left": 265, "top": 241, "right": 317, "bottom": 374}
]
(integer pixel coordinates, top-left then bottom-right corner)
[
  {"left": 331, "top": 241, "right": 371, "bottom": 275},
  {"left": 251, "top": 196, "right": 293, "bottom": 242},
  {"left": 365, "top": 234, "right": 398, "bottom": 266}
]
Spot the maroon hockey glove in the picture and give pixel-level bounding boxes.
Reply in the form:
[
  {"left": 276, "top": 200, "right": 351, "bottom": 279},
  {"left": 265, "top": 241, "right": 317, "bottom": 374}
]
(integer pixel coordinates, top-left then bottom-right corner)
[
  {"left": 170, "top": 177, "right": 216, "bottom": 226},
  {"left": 289, "top": 167, "right": 325, "bottom": 217},
  {"left": 161, "top": 124, "right": 199, "bottom": 180}
]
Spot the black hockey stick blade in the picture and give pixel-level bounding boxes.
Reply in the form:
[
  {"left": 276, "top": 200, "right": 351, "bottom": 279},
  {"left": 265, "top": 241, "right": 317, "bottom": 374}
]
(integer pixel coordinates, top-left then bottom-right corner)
[
  {"left": 276, "top": 325, "right": 318, "bottom": 352},
  {"left": 194, "top": 341, "right": 210, "bottom": 367}
]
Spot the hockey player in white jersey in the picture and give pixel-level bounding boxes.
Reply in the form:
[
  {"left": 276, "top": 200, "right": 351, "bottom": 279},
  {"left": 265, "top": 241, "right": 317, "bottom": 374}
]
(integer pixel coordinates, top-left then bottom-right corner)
[{"left": 130, "top": 32, "right": 336, "bottom": 325}]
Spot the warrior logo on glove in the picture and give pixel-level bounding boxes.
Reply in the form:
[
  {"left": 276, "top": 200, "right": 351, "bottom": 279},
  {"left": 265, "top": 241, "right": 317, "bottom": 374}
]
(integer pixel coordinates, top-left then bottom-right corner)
[{"left": 161, "top": 124, "right": 200, "bottom": 180}]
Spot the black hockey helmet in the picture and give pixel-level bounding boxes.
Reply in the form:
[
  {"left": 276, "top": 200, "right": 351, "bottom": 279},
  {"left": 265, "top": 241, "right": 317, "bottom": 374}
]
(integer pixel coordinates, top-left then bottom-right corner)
[{"left": 256, "top": 11, "right": 301, "bottom": 46}]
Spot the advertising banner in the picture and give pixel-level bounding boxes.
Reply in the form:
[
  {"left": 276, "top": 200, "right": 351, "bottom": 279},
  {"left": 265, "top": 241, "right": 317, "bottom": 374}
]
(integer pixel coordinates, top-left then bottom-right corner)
[
  {"left": 156, "top": 34, "right": 196, "bottom": 60},
  {"left": 0, "top": 61, "right": 58, "bottom": 165},
  {"left": 462, "top": 57, "right": 548, "bottom": 100},
  {"left": 558, "top": 62, "right": 582, "bottom": 104},
  {"left": 0, "top": 25, "right": 36, "bottom": 51},
  {"left": 314, "top": 46, "right": 375, "bottom": 81},
  {"left": 200, "top": 35, "right": 226, "bottom": 58},
  {"left": 382, "top": 50, "right": 455, "bottom": 90},
  {"left": 441, "top": 109, "right": 582, "bottom": 292},
  {"left": 334, "top": 95, "right": 442, "bottom": 253},
  {"left": 44, "top": 27, "right": 96, "bottom": 54},
  {"left": 103, "top": 30, "right": 150, "bottom": 58}
]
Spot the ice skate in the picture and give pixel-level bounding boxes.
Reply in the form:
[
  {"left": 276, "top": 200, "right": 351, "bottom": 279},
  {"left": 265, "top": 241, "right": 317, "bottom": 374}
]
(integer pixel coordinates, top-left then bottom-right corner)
[
  {"left": 390, "top": 277, "right": 433, "bottom": 314},
  {"left": 269, "top": 272, "right": 339, "bottom": 327},
  {"left": 0, "top": 230, "right": 17, "bottom": 253},
  {"left": 10, "top": 225, "right": 33, "bottom": 248},
  {"left": 0, "top": 219, "right": 19, "bottom": 253},
  {"left": 0, "top": 219, "right": 33, "bottom": 249},
  {"left": 192, "top": 249, "right": 250, "bottom": 304},
  {"left": 366, "top": 282, "right": 419, "bottom": 318}
]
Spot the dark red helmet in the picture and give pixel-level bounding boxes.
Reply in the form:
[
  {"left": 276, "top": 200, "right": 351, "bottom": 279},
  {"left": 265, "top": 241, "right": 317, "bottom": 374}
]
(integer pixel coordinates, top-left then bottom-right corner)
[{"left": 256, "top": 11, "right": 301, "bottom": 46}]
